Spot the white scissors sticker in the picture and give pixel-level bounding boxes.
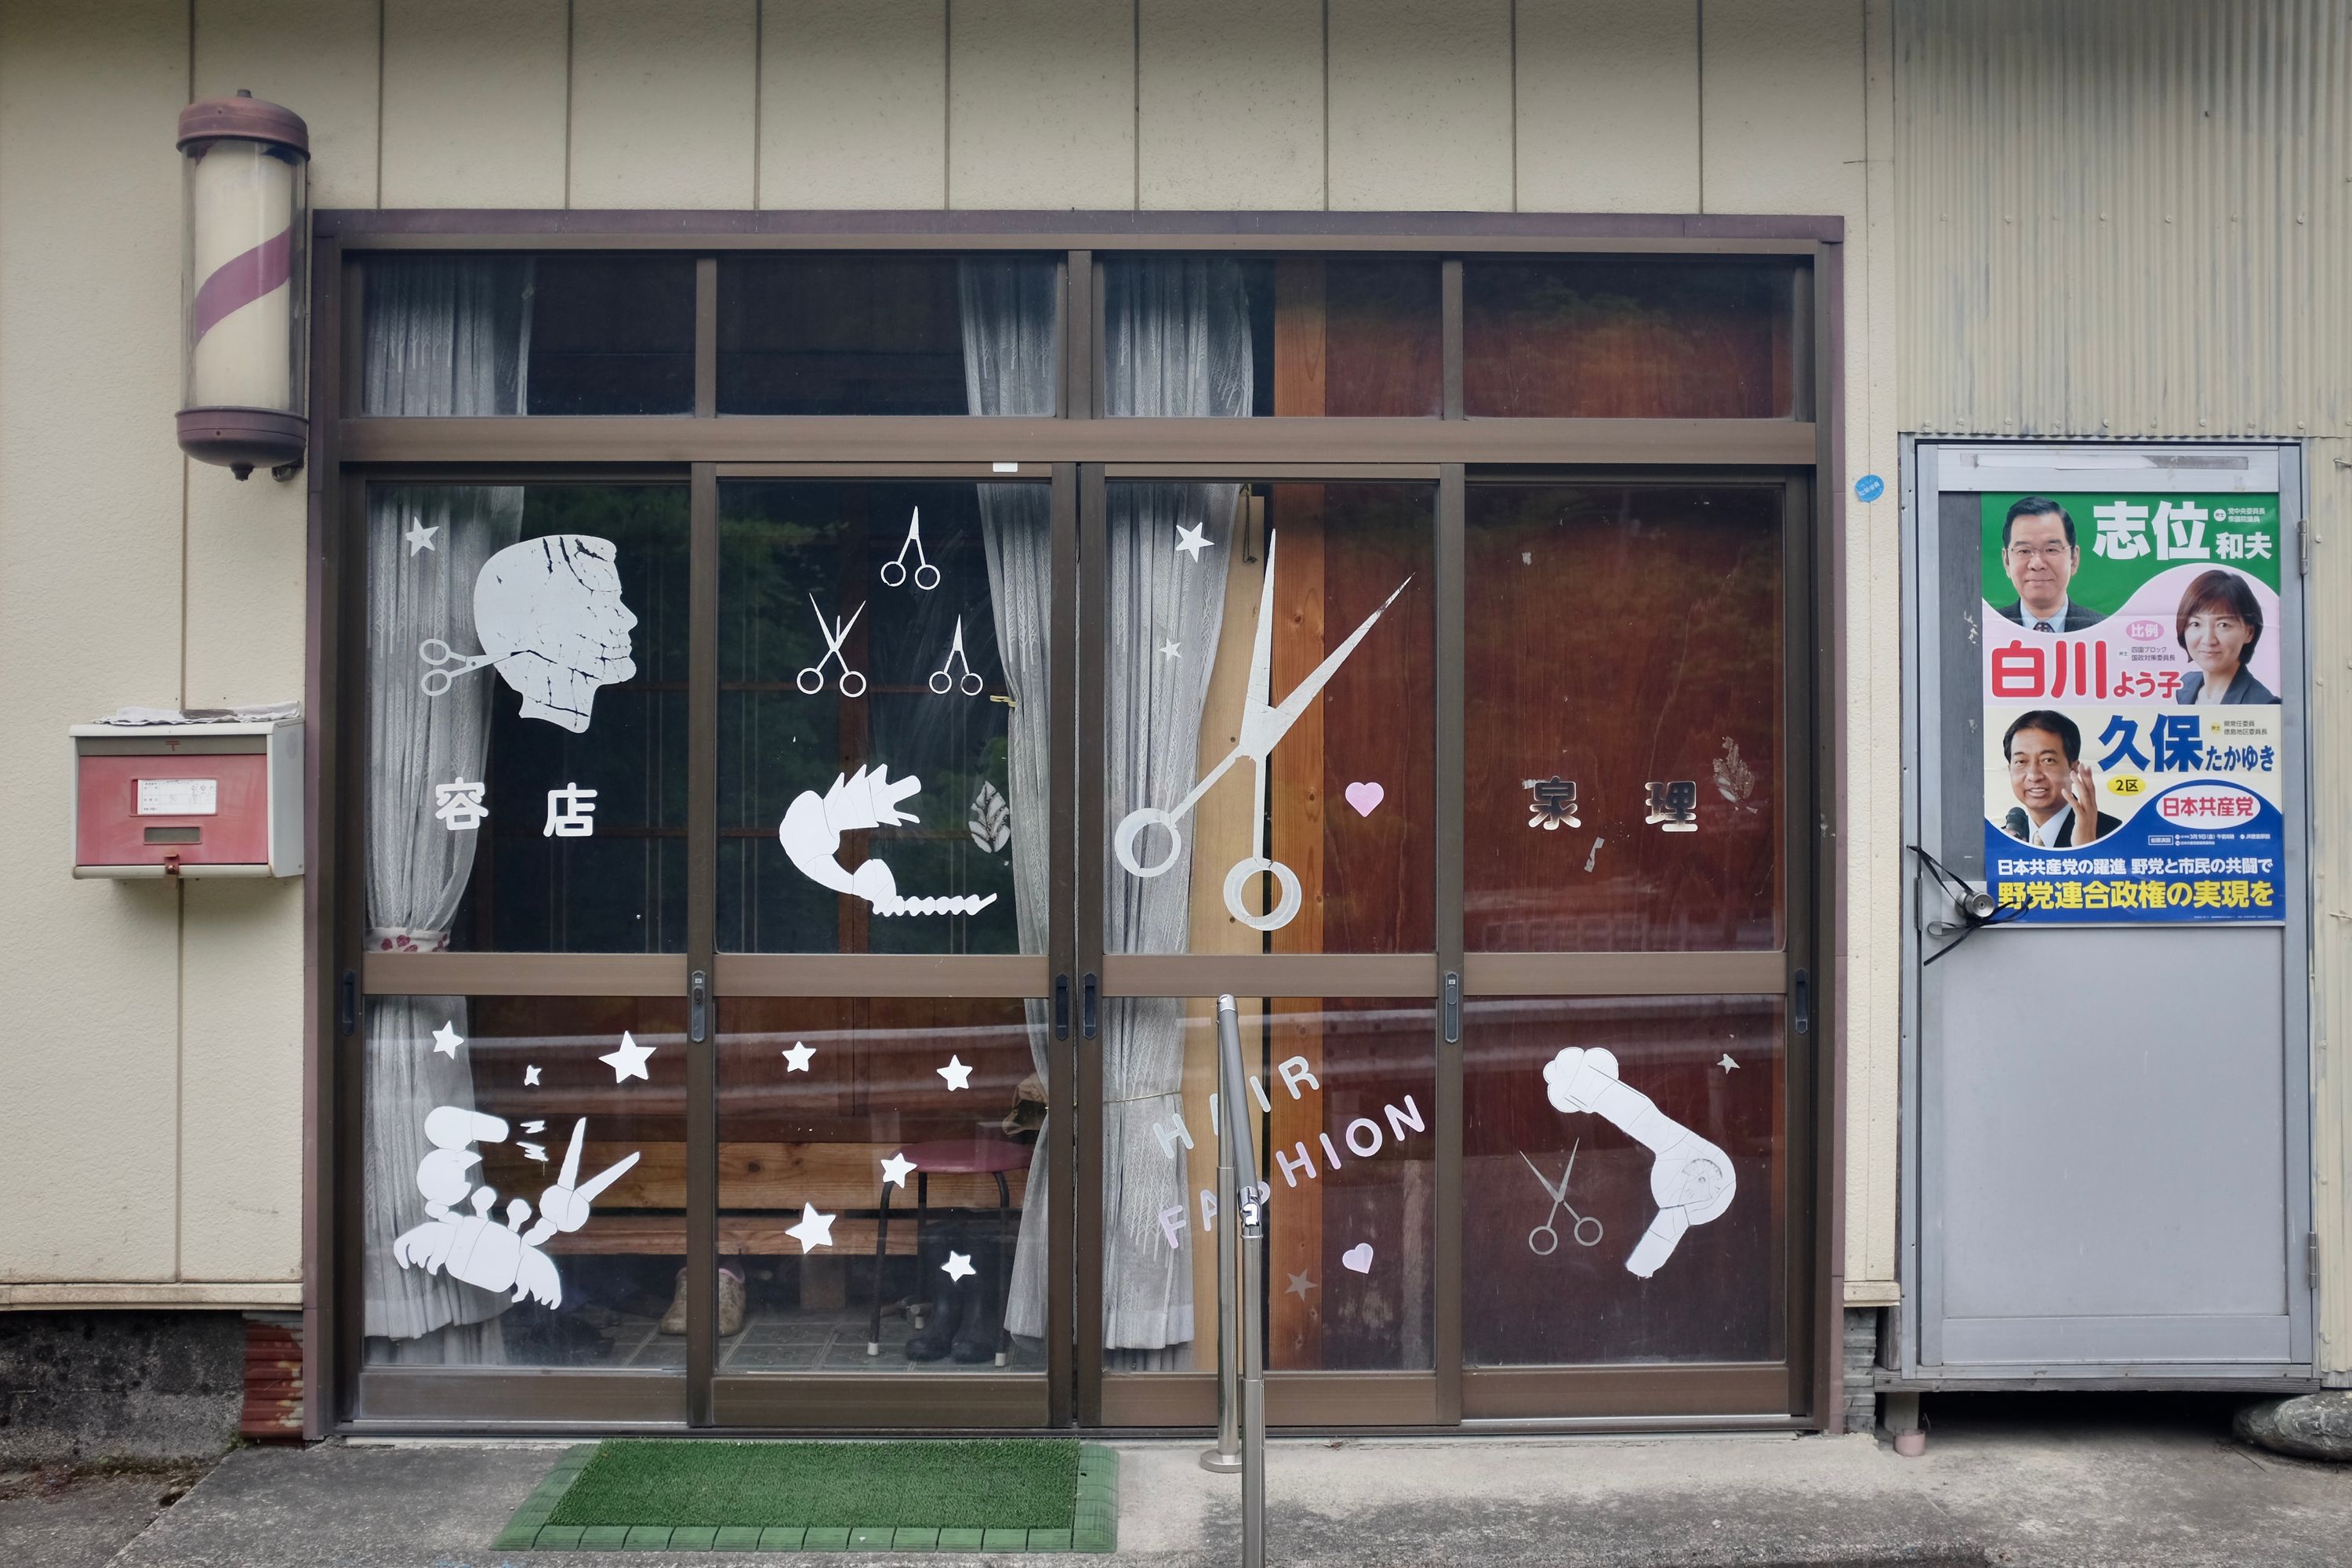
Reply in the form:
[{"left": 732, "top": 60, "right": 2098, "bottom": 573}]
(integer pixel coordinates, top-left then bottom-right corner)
[
  {"left": 1112, "top": 530, "right": 1410, "bottom": 931},
  {"left": 880, "top": 508, "right": 940, "bottom": 590},
  {"left": 929, "top": 616, "right": 985, "bottom": 695},
  {"left": 795, "top": 597, "right": 869, "bottom": 698}
]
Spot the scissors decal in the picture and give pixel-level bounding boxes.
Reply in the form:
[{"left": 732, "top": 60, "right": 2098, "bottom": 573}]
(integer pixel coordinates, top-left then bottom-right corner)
[
  {"left": 880, "top": 508, "right": 940, "bottom": 590},
  {"left": 1112, "top": 530, "right": 1410, "bottom": 931},
  {"left": 929, "top": 616, "right": 986, "bottom": 695},
  {"left": 418, "top": 639, "right": 500, "bottom": 696},
  {"left": 1521, "top": 1143, "right": 1604, "bottom": 1255},
  {"left": 796, "top": 597, "right": 869, "bottom": 697}
]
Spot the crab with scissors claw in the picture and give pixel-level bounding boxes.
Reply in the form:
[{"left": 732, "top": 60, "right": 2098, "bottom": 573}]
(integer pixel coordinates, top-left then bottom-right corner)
[
  {"left": 1520, "top": 1142, "right": 1604, "bottom": 1256},
  {"left": 797, "top": 596, "right": 869, "bottom": 697},
  {"left": 1112, "top": 530, "right": 1410, "bottom": 932}
]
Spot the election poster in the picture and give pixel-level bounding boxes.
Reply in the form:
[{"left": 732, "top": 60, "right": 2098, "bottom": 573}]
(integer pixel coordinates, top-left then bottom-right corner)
[{"left": 1979, "top": 490, "right": 2287, "bottom": 923}]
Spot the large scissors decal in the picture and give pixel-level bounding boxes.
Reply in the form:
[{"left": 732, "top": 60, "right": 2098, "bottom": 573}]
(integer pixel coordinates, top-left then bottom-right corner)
[
  {"left": 1113, "top": 530, "right": 1410, "bottom": 932},
  {"left": 880, "top": 508, "right": 940, "bottom": 590},
  {"left": 796, "top": 596, "right": 869, "bottom": 697}
]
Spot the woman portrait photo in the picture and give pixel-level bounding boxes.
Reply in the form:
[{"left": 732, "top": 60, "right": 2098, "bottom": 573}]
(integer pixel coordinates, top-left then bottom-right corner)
[{"left": 2173, "top": 568, "right": 2277, "bottom": 706}]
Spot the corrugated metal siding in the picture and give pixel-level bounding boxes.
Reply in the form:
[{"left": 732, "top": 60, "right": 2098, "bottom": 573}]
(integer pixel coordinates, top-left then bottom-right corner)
[
  {"left": 1897, "top": 0, "right": 2352, "bottom": 1382},
  {"left": 1898, "top": 0, "right": 2347, "bottom": 438}
]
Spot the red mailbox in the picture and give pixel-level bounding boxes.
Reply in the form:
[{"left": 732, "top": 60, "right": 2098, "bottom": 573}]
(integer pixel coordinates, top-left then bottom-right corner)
[{"left": 71, "top": 717, "right": 303, "bottom": 878}]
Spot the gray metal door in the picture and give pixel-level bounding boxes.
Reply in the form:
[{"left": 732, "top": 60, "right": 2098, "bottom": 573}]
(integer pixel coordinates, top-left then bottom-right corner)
[{"left": 1902, "top": 442, "right": 2314, "bottom": 1381}]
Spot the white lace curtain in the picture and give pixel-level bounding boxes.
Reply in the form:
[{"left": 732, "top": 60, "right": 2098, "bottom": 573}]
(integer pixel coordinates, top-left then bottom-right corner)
[
  {"left": 963, "top": 256, "right": 1250, "bottom": 1359},
  {"left": 359, "top": 258, "right": 532, "bottom": 1362}
]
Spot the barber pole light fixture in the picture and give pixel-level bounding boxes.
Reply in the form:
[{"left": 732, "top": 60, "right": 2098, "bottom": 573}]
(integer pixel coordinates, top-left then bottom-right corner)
[{"left": 176, "top": 91, "right": 309, "bottom": 479}]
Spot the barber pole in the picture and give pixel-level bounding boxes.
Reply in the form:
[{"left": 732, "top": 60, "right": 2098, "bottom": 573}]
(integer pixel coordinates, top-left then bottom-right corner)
[{"left": 176, "top": 91, "right": 309, "bottom": 478}]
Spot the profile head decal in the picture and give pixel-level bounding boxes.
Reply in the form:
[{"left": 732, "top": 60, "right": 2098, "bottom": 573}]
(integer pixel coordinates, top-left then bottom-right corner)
[{"left": 419, "top": 535, "right": 637, "bottom": 733}]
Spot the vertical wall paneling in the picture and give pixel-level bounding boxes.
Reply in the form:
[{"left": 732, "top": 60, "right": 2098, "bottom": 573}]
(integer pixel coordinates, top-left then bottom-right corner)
[
  {"left": 0, "top": 0, "right": 191, "bottom": 1285},
  {"left": 570, "top": 0, "right": 759, "bottom": 209},
  {"left": 949, "top": 0, "right": 1136, "bottom": 210},
  {"left": 1136, "top": 0, "right": 1325, "bottom": 210},
  {"left": 1513, "top": 0, "right": 1700, "bottom": 212},
  {"left": 760, "top": 0, "right": 948, "bottom": 209},
  {"left": 1326, "top": 0, "right": 1513, "bottom": 212},
  {"left": 1896, "top": 0, "right": 2351, "bottom": 1381},
  {"left": 380, "top": 0, "right": 569, "bottom": 208}
]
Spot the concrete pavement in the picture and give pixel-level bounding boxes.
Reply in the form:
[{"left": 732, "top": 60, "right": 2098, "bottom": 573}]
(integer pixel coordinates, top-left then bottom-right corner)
[{"left": 9, "top": 1398, "right": 2350, "bottom": 1566}]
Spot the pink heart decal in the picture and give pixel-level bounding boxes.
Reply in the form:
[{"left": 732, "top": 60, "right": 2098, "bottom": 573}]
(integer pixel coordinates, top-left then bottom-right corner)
[{"left": 1344, "top": 781, "right": 1385, "bottom": 818}]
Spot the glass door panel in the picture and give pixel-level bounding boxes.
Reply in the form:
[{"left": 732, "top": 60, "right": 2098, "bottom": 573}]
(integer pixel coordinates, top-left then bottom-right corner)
[
  {"left": 1461, "top": 995, "right": 1788, "bottom": 1367},
  {"left": 1464, "top": 482, "right": 1785, "bottom": 952},
  {"left": 710, "top": 996, "right": 1047, "bottom": 1420},
  {"left": 717, "top": 478, "right": 1047, "bottom": 956},
  {"left": 1101, "top": 480, "right": 1436, "bottom": 956}
]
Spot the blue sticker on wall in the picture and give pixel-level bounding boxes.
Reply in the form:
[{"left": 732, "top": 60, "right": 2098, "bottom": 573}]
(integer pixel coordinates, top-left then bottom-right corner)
[{"left": 1853, "top": 474, "right": 1886, "bottom": 503}]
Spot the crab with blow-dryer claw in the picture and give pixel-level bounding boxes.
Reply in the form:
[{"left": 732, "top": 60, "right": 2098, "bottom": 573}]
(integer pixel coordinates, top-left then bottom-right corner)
[{"left": 393, "top": 1107, "right": 640, "bottom": 1307}]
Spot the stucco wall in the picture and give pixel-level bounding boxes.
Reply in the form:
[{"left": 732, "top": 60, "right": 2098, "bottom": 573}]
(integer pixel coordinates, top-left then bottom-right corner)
[{"left": 0, "top": 1, "right": 1902, "bottom": 1308}]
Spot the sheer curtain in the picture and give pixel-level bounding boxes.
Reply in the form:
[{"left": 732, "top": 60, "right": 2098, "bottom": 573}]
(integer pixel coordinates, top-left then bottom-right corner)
[
  {"left": 360, "top": 259, "right": 531, "bottom": 1362},
  {"left": 1098, "top": 259, "right": 1247, "bottom": 1363},
  {"left": 960, "top": 258, "right": 1058, "bottom": 1341},
  {"left": 960, "top": 256, "right": 1250, "bottom": 1358}
]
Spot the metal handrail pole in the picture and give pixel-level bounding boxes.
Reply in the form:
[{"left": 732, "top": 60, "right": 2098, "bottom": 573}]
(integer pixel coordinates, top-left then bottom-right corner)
[
  {"left": 1200, "top": 993, "right": 1243, "bottom": 1474},
  {"left": 1214, "top": 993, "right": 1268, "bottom": 1568}
]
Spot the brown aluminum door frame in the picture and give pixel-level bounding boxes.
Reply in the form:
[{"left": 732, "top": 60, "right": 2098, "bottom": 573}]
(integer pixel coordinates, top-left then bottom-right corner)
[
  {"left": 1452, "top": 469, "right": 1820, "bottom": 1426},
  {"left": 1079, "top": 465, "right": 1452, "bottom": 1432},
  {"left": 701, "top": 462, "right": 1078, "bottom": 1431}
]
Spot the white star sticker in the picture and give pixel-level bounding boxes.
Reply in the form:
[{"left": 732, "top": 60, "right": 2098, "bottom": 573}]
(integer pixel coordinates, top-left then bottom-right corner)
[
  {"left": 781, "top": 1040, "right": 815, "bottom": 1072},
  {"left": 1174, "top": 522, "right": 1211, "bottom": 561},
  {"left": 523, "top": 1065, "right": 542, "bottom": 1086},
  {"left": 785, "top": 1201, "right": 837, "bottom": 1252},
  {"left": 880, "top": 1152, "right": 917, "bottom": 1189},
  {"left": 937, "top": 1054, "right": 973, "bottom": 1091},
  {"left": 600, "top": 1030, "right": 654, "bottom": 1083},
  {"left": 1719, "top": 1054, "right": 1740, "bottom": 1073},
  {"left": 430, "top": 1020, "right": 463, "bottom": 1058},
  {"left": 1159, "top": 640, "right": 1182, "bottom": 661},
  {"left": 403, "top": 517, "right": 438, "bottom": 557},
  {"left": 942, "top": 1252, "right": 976, "bottom": 1283},
  {"left": 1285, "top": 1270, "right": 1317, "bottom": 1300}
]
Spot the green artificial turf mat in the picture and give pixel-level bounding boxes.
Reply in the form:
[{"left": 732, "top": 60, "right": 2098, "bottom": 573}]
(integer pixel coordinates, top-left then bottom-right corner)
[{"left": 543, "top": 1439, "right": 1080, "bottom": 1534}]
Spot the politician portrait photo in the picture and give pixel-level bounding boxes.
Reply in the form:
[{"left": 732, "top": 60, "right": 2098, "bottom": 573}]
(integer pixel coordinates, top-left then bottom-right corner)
[
  {"left": 1993, "top": 495, "right": 2106, "bottom": 633},
  {"left": 2173, "top": 568, "right": 2278, "bottom": 705},
  {"left": 1997, "top": 708, "right": 2122, "bottom": 849}
]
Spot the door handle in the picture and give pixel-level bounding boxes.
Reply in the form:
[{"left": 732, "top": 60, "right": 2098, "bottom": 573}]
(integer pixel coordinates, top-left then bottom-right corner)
[
  {"left": 1792, "top": 968, "right": 1811, "bottom": 1036},
  {"left": 688, "top": 968, "right": 709, "bottom": 1044},
  {"left": 1053, "top": 974, "right": 1071, "bottom": 1040},
  {"left": 1442, "top": 970, "right": 1461, "bottom": 1044},
  {"left": 338, "top": 968, "right": 358, "bottom": 1038},
  {"left": 1081, "top": 972, "right": 1099, "bottom": 1040}
]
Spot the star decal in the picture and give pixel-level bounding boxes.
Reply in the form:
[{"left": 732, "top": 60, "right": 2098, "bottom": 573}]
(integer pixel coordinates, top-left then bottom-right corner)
[
  {"left": 781, "top": 1040, "right": 815, "bottom": 1072},
  {"left": 785, "top": 1201, "right": 837, "bottom": 1252},
  {"left": 1284, "top": 1270, "right": 1317, "bottom": 1301},
  {"left": 1159, "top": 639, "right": 1182, "bottom": 662},
  {"left": 599, "top": 1030, "right": 654, "bottom": 1083},
  {"left": 1174, "top": 521, "right": 1211, "bottom": 561},
  {"left": 403, "top": 517, "right": 439, "bottom": 557},
  {"left": 430, "top": 1020, "right": 463, "bottom": 1058},
  {"left": 937, "top": 1054, "right": 973, "bottom": 1091},
  {"left": 1719, "top": 1054, "right": 1740, "bottom": 1073},
  {"left": 524, "top": 1065, "right": 542, "bottom": 1086},
  {"left": 942, "top": 1251, "right": 976, "bottom": 1283},
  {"left": 880, "top": 1152, "right": 917, "bottom": 1189}
]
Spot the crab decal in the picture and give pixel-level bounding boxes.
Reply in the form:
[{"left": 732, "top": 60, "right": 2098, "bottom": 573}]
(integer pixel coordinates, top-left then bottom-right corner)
[{"left": 392, "top": 1106, "right": 640, "bottom": 1308}]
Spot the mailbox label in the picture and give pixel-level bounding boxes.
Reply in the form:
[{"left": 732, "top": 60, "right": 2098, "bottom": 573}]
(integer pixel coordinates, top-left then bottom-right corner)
[{"left": 137, "top": 778, "right": 219, "bottom": 816}]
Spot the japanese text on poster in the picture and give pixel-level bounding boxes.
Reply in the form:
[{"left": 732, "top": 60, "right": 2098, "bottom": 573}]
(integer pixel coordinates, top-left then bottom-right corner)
[{"left": 1979, "top": 491, "right": 2287, "bottom": 923}]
